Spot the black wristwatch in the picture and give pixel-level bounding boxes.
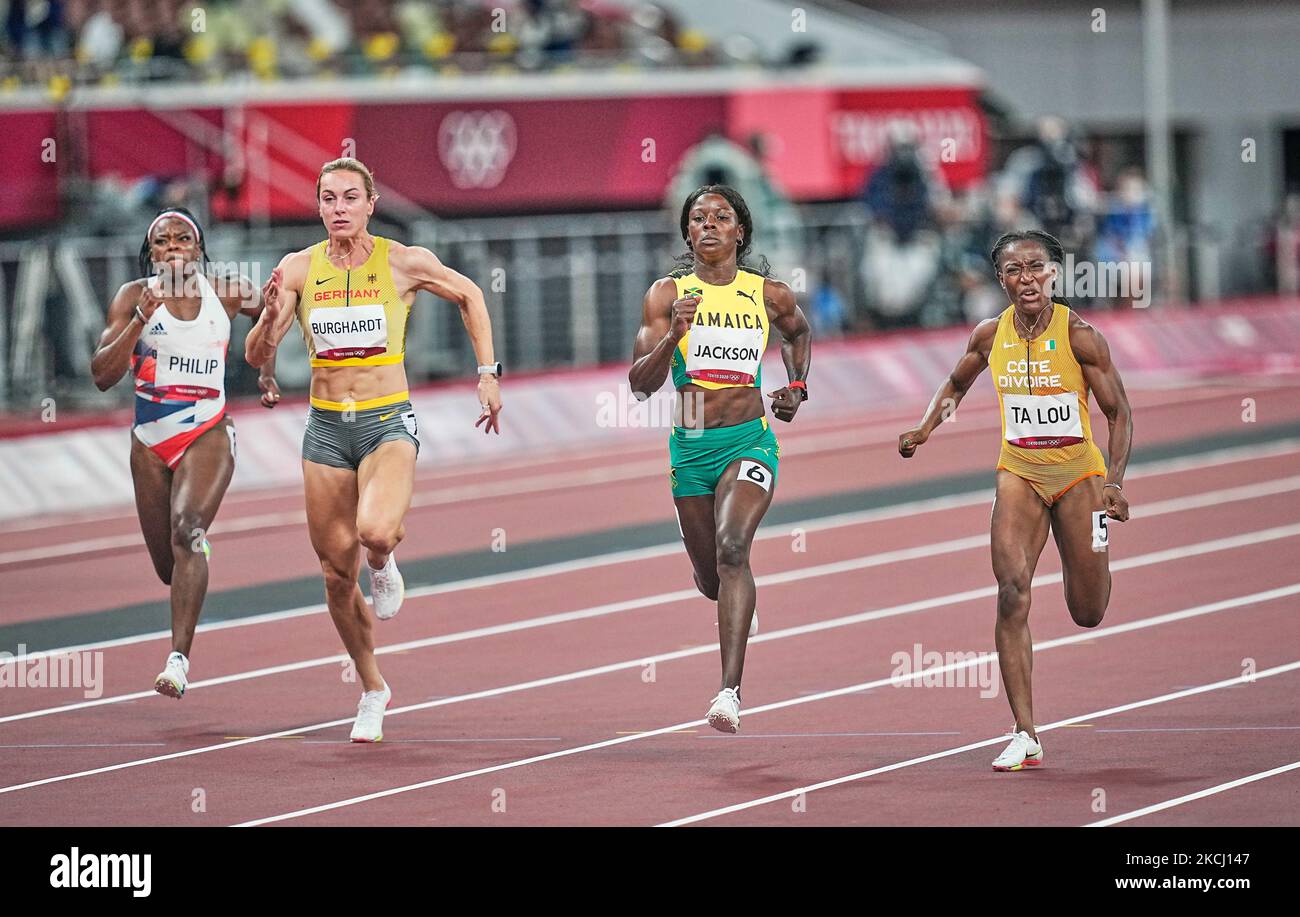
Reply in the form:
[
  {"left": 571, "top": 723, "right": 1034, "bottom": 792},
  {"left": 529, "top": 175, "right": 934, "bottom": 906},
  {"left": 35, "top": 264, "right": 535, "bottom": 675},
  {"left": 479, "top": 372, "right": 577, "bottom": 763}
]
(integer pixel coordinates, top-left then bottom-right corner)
[{"left": 477, "top": 362, "right": 503, "bottom": 378}]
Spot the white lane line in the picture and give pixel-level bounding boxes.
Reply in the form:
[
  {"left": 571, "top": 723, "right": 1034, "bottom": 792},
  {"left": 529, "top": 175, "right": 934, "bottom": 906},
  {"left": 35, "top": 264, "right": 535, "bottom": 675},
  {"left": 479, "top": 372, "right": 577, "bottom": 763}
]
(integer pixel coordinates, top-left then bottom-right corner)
[
  {"left": 236, "top": 599, "right": 1300, "bottom": 827},
  {"left": 659, "top": 662, "right": 1300, "bottom": 827},
  {"left": 2, "top": 555, "right": 1295, "bottom": 804},
  {"left": 0, "top": 382, "right": 1281, "bottom": 540},
  {"left": 1095, "top": 726, "right": 1300, "bottom": 733},
  {"left": 5, "top": 493, "right": 1298, "bottom": 726},
  {"left": 0, "top": 407, "right": 942, "bottom": 537},
  {"left": 9, "top": 439, "right": 1297, "bottom": 665},
  {"left": 1086, "top": 760, "right": 1300, "bottom": 827},
  {"left": 2, "top": 387, "right": 1294, "bottom": 564},
  {"left": 0, "top": 411, "right": 1005, "bottom": 566}
]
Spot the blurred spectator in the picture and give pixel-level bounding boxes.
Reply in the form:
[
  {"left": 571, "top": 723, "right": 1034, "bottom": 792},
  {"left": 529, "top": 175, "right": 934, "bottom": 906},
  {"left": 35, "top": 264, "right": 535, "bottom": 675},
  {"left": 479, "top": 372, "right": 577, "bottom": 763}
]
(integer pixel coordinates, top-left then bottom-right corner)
[
  {"left": 1095, "top": 167, "right": 1156, "bottom": 307},
  {"left": 999, "top": 115, "right": 1099, "bottom": 252},
  {"left": 665, "top": 130, "right": 803, "bottom": 280},
  {"left": 859, "top": 123, "right": 949, "bottom": 327},
  {"left": 1267, "top": 192, "right": 1300, "bottom": 296},
  {"left": 6, "top": 0, "right": 71, "bottom": 58}
]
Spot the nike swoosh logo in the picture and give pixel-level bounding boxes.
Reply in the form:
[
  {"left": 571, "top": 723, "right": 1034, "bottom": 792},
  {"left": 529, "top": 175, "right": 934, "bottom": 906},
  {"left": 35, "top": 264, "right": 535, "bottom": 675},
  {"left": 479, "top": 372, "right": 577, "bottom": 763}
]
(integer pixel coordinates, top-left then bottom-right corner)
[
  {"left": 1002, "top": 341, "right": 1022, "bottom": 348},
  {"left": 379, "top": 411, "right": 398, "bottom": 421},
  {"left": 315, "top": 277, "right": 333, "bottom": 286}
]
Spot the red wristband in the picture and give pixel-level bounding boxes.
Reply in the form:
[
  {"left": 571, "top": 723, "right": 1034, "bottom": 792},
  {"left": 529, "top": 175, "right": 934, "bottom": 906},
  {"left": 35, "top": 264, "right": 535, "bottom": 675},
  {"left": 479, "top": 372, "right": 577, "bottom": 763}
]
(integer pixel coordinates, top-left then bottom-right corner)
[{"left": 787, "top": 380, "right": 808, "bottom": 401}]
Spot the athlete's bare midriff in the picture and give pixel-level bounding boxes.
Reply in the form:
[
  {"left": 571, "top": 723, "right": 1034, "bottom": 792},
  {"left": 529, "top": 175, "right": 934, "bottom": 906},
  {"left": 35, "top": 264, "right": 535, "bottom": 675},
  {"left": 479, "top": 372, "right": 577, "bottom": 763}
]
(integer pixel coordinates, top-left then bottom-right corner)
[
  {"left": 309, "top": 361, "right": 410, "bottom": 405},
  {"left": 675, "top": 384, "right": 764, "bottom": 429}
]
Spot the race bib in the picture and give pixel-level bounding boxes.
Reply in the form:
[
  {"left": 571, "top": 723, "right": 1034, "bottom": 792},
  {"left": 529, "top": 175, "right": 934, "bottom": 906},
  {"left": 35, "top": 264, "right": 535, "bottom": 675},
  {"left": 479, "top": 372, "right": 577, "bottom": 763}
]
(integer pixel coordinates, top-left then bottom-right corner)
[
  {"left": 153, "top": 338, "right": 225, "bottom": 399},
  {"left": 1003, "top": 392, "right": 1084, "bottom": 449},
  {"left": 737, "top": 460, "right": 773, "bottom": 492},
  {"left": 685, "top": 320, "right": 763, "bottom": 385},
  {"left": 310, "top": 305, "right": 387, "bottom": 361}
]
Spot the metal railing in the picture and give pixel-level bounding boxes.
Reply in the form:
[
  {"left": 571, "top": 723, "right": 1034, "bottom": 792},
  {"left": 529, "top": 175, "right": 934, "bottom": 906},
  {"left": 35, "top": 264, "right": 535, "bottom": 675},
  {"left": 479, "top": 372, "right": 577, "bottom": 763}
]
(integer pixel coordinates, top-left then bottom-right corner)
[{"left": 0, "top": 204, "right": 1285, "bottom": 412}]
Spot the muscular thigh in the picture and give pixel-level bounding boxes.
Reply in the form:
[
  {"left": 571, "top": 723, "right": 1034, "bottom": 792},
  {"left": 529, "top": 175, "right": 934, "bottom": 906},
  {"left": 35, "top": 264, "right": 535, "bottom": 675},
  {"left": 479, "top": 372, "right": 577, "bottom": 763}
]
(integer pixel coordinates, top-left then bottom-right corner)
[
  {"left": 356, "top": 439, "right": 416, "bottom": 532},
  {"left": 304, "top": 459, "right": 361, "bottom": 571},
  {"left": 990, "top": 470, "right": 1053, "bottom": 585},
  {"left": 674, "top": 494, "right": 717, "bottom": 573},
  {"left": 1050, "top": 475, "right": 1110, "bottom": 582},
  {"left": 713, "top": 456, "right": 776, "bottom": 551},
  {"left": 130, "top": 435, "right": 173, "bottom": 575},
  {"left": 170, "top": 418, "right": 237, "bottom": 536}
]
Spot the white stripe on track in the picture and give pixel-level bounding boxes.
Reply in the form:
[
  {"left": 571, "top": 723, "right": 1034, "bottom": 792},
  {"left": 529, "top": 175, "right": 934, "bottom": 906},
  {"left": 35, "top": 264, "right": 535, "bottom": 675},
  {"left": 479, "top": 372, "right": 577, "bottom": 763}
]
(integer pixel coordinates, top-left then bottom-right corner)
[
  {"left": 1085, "top": 760, "right": 1300, "bottom": 826},
  {"left": 657, "top": 660, "right": 1300, "bottom": 827},
  {"left": 4, "top": 483, "right": 1299, "bottom": 724},
  {"left": 234, "top": 595, "right": 1300, "bottom": 827},
  {"left": 2, "top": 534, "right": 1295, "bottom": 801},
  {"left": 8, "top": 440, "right": 1298, "bottom": 665},
  {"left": 1, "top": 387, "right": 1293, "bottom": 563}
]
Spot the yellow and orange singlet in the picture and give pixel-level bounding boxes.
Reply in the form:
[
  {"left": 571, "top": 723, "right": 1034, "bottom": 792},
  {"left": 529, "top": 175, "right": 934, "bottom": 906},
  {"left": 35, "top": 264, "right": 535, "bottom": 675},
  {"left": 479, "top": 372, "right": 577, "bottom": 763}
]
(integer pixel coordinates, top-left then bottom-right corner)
[
  {"left": 297, "top": 236, "right": 411, "bottom": 411},
  {"left": 990, "top": 302, "right": 1107, "bottom": 504}
]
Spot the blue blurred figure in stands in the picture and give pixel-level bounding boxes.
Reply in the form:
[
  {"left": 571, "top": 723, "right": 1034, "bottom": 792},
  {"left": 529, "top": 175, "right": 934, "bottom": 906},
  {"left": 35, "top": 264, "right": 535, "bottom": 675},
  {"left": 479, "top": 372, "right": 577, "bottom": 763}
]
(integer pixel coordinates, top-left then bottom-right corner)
[
  {"left": 999, "top": 115, "right": 1099, "bottom": 254},
  {"left": 1095, "top": 167, "right": 1156, "bottom": 308},
  {"left": 859, "top": 121, "right": 948, "bottom": 328}
]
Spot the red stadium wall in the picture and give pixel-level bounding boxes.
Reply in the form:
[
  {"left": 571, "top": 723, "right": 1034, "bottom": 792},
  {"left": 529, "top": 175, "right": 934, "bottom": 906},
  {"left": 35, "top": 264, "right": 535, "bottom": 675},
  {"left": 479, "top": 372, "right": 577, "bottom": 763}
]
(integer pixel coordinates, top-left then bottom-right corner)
[
  {"left": 0, "top": 84, "right": 985, "bottom": 225},
  {"left": 1, "top": 110, "right": 63, "bottom": 227}
]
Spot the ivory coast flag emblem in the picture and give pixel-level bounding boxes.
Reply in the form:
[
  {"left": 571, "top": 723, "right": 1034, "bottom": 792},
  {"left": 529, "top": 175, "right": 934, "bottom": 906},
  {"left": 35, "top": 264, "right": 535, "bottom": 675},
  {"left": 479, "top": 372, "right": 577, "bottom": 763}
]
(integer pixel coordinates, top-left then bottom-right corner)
[{"left": 1042, "top": 340, "right": 1057, "bottom": 351}]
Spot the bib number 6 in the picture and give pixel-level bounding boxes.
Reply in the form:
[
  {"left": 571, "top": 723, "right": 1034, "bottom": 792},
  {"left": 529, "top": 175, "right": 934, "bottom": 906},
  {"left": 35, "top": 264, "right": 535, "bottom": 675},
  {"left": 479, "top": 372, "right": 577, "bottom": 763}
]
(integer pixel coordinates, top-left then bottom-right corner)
[{"left": 737, "top": 460, "right": 773, "bottom": 492}]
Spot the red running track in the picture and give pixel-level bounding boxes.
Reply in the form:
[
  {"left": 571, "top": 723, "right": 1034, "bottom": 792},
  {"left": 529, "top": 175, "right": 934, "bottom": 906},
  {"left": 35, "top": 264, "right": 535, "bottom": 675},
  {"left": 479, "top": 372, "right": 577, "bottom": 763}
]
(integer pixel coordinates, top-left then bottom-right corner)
[{"left": 0, "top": 380, "right": 1298, "bottom": 826}]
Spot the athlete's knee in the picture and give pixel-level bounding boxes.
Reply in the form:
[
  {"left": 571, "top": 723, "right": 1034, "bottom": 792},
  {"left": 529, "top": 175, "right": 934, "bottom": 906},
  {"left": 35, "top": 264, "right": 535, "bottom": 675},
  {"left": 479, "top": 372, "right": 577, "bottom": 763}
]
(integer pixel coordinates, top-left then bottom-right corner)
[
  {"left": 715, "top": 532, "right": 750, "bottom": 571},
  {"left": 1067, "top": 593, "right": 1107, "bottom": 628},
  {"left": 152, "top": 556, "right": 174, "bottom": 585},
  {"left": 995, "top": 575, "right": 1032, "bottom": 621},
  {"left": 319, "top": 557, "right": 357, "bottom": 596},
  {"left": 693, "top": 569, "right": 720, "bottom": 600},
  {"left": 357, "top": 521, "right": 401, "bottom": 556},
  {"left": 169, "top": 511, "right": 207, "bottom": 555}
]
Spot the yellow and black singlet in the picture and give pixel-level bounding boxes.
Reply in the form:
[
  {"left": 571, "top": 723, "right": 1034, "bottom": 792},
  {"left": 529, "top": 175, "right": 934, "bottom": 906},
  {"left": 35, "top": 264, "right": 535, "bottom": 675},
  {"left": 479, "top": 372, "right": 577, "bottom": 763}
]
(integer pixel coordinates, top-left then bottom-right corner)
[
  {"left": 670, "top": 269, "right": 769, "bottom": 390},
  {"left": 298, "top": 236, "right": 410, "bottom": 369}
]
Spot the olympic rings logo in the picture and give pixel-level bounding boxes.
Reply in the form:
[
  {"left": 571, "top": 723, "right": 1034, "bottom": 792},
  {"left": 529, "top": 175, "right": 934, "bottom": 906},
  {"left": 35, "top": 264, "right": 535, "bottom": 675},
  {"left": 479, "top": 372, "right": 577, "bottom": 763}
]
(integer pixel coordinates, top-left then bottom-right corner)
[{"left": 437, "top": 110, "right": 517, "bottom": 189}]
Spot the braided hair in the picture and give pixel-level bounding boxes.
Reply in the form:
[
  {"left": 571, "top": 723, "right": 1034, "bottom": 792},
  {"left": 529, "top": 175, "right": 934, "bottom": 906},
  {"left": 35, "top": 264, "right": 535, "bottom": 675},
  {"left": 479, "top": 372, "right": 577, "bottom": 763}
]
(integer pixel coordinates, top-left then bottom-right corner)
[
  {"left": 989, "top": 229, "right": 1069, "bottom": 306},
  {"left": 671, "top": 184, "right": 772, "bottom": 279}
]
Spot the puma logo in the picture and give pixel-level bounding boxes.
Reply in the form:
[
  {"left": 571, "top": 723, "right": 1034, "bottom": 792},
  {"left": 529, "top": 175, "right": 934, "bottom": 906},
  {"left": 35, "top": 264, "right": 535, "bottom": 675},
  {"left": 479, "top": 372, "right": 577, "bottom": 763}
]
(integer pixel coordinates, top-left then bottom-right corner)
[{"left": 736, "top": 290, "right": 758, "bottom": 306}]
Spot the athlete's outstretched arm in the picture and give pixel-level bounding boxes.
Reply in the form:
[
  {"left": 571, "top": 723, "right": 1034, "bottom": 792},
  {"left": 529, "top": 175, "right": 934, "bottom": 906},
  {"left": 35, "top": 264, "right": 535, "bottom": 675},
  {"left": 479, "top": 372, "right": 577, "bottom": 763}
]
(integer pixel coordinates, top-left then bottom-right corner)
[
  {"left": 393, "top": 243, "right": 501, "bottom": 433},
  {"left": 245, "top": 252, "right": 305, "bottom": 369},
  {"left": 91, "top": 280, "right": 151, "bottom": 391},
  {"left": 1073, "top": 320, "right": 1133, "bottom": 521},
  {"left": 233, "top": 274, "right": 281, "bottom": 408},
  {"left": 898, "top": 318, "right": 997, "bottom": 457},
  {"left": 764, "top": 278, "right": 811, "bottom": 423},
  {"left": 629, "top": 278, "right": 690, "bottom": 400}
]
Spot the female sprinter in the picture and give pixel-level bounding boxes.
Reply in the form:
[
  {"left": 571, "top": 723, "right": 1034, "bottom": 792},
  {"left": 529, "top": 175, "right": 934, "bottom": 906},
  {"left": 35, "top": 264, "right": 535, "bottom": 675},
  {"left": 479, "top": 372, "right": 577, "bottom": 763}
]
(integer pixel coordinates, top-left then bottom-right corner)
[
  {"left": 898, "top": 229, "right": 1133, "bottom": 770},
  {"left": 91, "top": 207, "right": 281, "bottom": 699},
  {"left": 629, "top": 185, "right": 811, "bottom": 733},
  {"left": 245, "top": 158, "right": 502, "bottom": 743}
]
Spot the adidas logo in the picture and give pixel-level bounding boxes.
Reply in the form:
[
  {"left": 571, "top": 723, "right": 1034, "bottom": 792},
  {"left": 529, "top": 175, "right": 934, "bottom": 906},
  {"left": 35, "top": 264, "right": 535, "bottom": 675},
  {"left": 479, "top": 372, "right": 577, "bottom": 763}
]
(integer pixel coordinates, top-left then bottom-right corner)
[{"left": 148, "top": 323, "right": 167, "bottom": 335}]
